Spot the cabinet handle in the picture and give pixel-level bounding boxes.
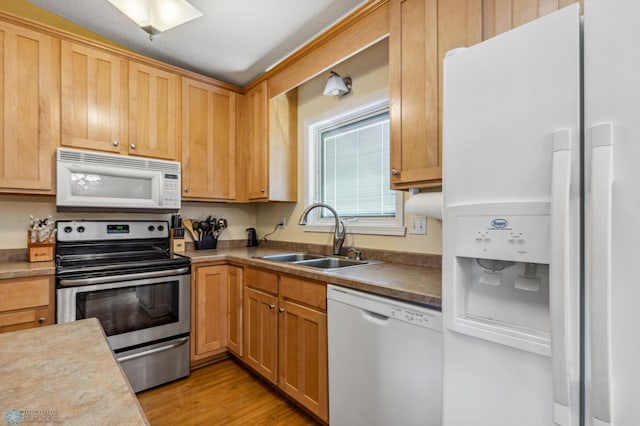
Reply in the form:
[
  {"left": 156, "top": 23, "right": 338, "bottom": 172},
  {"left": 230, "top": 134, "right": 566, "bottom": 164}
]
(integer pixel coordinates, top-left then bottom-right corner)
[
  {"left": 260, "top": 188, "right": 266, "bottom": 193},
  {"left": 268, "top": 304, "right": 275, "bottom": 310},
  {"left": 38, "top": 317, "right": 46, "bottom": 324},
  {"left": 391, "top": 169, "right": 400, "bottom": 176},
  {"left": 184, "top": 187, "right": 189, "bottom": 193},
  {"left": 278, "top": 307, "right": 285, "bottom": 313},
  {"left": 112, "top": 140, "right": 119, "bottom": 147},
  {"left": 130, "top": 143, "right": 137, "bottom": 149}
]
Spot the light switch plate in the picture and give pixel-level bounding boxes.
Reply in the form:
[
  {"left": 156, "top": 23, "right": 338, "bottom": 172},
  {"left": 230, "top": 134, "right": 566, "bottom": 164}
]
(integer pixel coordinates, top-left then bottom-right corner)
[{"left": 409, "top": 216, "right": 427, "bottom": 235}]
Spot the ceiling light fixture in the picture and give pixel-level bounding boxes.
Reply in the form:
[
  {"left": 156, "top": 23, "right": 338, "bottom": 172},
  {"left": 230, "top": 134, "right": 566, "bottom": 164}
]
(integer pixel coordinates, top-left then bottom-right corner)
[
  {"left": 323, "top": 71, "right": 352, "bottom": 97},
  {"left": 107, "top": 0, "right": 203, "bottom": 39}
]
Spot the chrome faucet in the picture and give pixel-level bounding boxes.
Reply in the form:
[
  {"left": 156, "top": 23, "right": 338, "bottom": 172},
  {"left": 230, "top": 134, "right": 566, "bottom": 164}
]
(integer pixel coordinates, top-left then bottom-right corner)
[{"left": 298, "top": 203, "right": 346, "bottom": 255}]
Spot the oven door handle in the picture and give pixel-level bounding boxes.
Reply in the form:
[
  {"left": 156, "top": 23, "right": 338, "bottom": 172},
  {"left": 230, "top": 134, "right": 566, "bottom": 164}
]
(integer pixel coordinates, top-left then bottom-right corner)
[
  {"left": 116, "top": 337, "right": 189, "bottom": 363},
  {"left": 58, "top": 267, "right": 190, "bottom": 287}
]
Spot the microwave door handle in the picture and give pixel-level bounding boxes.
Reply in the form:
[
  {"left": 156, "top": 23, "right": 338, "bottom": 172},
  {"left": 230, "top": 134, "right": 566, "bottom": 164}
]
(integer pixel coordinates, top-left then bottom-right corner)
[{"left": 58, "top": 267, "right": 190, "bottom": 287}]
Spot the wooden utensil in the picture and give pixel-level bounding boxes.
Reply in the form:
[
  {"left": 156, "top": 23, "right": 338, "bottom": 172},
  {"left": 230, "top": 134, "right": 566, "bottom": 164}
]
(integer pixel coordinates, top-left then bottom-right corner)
[{"left": 183, "top": 219, "right": 199, "bottom": 241}]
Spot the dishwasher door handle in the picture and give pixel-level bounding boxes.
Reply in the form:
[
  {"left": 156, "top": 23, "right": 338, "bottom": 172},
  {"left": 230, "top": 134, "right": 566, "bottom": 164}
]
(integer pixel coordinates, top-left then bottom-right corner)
[{"left": 361, "top": 309, "right": 390, "bottom": 324}]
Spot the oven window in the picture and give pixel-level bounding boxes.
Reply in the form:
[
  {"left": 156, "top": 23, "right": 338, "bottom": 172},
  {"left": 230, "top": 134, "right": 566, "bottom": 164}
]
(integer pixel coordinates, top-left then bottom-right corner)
[{"left": 75, "top": 281, "right": 179, "bottom": 336}]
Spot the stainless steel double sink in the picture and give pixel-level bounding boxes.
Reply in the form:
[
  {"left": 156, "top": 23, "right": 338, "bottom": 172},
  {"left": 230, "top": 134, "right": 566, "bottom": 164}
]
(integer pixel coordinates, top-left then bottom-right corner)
[{"left": 255, "top": 252, "right": 377, "bottom": 270}]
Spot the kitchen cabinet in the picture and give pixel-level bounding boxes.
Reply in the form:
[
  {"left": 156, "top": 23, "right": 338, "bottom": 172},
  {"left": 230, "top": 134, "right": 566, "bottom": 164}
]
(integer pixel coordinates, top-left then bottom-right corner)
[
  {"left": 238, "top": 82, "right": 297, "bottom": 202},
  {"left": 278, "top": 275, "right": 328, "bottom": 422},
  {"left": 60, "top": 41, "right": 127, "bottom": 154},
  {"left": 0, "top": 21, "right": 59, "bottom": 194},
  {"left": 226, "top": 265, "right": 243, "bottom": 357},
  {"left": 243, "top": 267, "right": 279, "bottom": 383},
  {"left": 181, "top": 78, "right": 236, "bottom": 200},
  {"left": 242, "top": 267, "right": 328, "bottom": 422},
  {"left": 192, "top": 264, "right": 242, "bottom": 361},
  {"left": 128, "top": 61, "right": 178, "bottom": 160},
  {"left": 389, "top": 0, "right": 482, "bottom": 189},
  {"left": 483, "top": 0, "right": 583, "bottom": 40},
  {"left": 0, "top": 275, "right": 54, "bottom": 333}
]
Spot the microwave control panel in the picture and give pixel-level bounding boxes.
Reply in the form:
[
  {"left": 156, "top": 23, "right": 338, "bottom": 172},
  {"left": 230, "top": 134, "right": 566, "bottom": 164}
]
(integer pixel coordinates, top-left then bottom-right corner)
[{"left": 162, "top": 173, "right": 181, "bottom": 208}]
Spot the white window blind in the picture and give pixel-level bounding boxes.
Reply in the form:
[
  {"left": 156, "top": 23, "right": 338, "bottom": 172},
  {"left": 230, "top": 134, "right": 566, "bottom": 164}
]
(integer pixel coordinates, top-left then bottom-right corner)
[{"left": 320, "top": 112, "right": 395, "bottom": 218}]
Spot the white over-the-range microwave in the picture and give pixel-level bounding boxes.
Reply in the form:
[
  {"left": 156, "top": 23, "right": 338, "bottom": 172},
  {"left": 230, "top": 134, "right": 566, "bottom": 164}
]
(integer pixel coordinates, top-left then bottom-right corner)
[{"left": 56, "top": 148, "right": 181, "bottom": 213}]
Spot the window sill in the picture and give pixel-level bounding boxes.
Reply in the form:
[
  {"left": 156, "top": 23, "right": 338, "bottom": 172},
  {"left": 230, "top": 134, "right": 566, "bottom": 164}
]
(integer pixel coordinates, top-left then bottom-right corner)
[{"left": 302, "top": 223, "right": 406, "bottom": 237}]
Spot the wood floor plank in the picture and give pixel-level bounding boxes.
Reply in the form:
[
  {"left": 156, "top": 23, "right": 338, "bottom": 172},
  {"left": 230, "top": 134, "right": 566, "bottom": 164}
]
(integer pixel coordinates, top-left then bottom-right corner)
[{"left": 137, "top": 359, "right": 321, "bottom": 425}]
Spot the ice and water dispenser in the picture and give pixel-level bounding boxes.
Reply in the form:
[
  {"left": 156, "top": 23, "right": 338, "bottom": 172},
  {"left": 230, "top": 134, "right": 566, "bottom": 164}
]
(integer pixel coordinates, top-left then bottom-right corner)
[{"left": 445, "top": 202, "right": 552, "bottom": 355}]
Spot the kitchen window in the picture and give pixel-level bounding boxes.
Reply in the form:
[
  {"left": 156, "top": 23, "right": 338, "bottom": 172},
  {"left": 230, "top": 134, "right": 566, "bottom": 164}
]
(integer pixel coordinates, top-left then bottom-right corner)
[{"left": 305, "top": 96, "right": 405, "bottom": 236}]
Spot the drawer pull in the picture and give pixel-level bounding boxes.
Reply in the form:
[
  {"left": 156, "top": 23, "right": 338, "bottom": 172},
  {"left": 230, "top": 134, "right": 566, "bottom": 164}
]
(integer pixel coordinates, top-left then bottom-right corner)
[{"left": 38, "top": 317, "right": 46, "bottom": 324}]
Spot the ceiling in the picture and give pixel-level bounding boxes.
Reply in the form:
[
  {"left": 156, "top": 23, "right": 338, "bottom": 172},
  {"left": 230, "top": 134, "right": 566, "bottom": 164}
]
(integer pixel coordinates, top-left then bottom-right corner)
[{"left": 26, "top": 0, "right": 368, "bottom": 87}]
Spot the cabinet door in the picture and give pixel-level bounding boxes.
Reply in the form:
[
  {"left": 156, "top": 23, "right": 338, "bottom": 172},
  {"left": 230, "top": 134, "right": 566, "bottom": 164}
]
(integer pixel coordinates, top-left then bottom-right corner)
[
  {"left": 0, "top": 307, "right": 51, "bottom": 333},
  {"left": 278, "top": 299, "right": 328, "bottom": 422},
  {"left": 193, "top": 266, "right": 228, "bottom": 360},
  {"left": 129, "top": 61, "right": 177, "bottom": 160},
  {"left": 389, "top": 0, "right": 440, "bottom": 189},
  {"left": 227, "top": 265, "right": 243, "bottom": 357},
  {"left": 245, "top": 81, "right": 269, "bottom": 200},
  {"left": 182, "top": 78, "right": 236, "bottom": 200},
  {"left": 243, "top": 287, "right": 278, "bottom": 384},
  {"left": 483, "top": 0, "right": 583, "bottom": 40},
  {"left": 389, "top": 0, "right": 482, "bottom": 190},
  {"left": 0, "top": 22, "right": 58, "bottom": 193},
  {"left": 61, "top": 41, "right": 127, "bottom": 153}
]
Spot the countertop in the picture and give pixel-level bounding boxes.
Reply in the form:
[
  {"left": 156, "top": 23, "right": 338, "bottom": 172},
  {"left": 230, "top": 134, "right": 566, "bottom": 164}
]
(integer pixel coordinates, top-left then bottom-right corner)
[
  {"left": 0, "top": 318, "right": 148, "bottom": 426},
  {"left": 187, "top": 247, "right": 442, "bottom": 308},
  {"left": 0, "top": 247, "right": 442, "bottom": 308}
]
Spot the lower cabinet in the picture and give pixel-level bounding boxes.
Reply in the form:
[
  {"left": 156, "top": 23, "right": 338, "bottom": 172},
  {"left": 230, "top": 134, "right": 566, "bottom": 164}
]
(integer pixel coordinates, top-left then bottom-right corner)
[
  {"left": 192, "top": 264, "right": 243, "bottom": 361},
  {"left": 0, "top": 276, "right": 54, "bottom": 333},
  {"left": 243, "top": 267, "right": 328, "bottom": 422}
]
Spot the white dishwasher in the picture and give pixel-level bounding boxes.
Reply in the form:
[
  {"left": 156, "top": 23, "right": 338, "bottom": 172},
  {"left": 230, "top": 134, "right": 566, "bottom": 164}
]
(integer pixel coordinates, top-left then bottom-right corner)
[{"left": 327, "top": 284, "right": 442, "bottom": 426}]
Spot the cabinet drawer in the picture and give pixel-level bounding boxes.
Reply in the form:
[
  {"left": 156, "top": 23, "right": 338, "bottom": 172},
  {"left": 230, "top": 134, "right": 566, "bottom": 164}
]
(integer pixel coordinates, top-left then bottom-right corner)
[
  {"left": 0, "top": 277, "right": 51, "bottom": 312},
  {"left": 244, "top": 267, "right": 278, "bottom": 294},
  {"left": 0, "top": 307, "right": 51, "bottom": 333},
  {"left": 279, "top": 275, "right": 326, "bottom": 311}
]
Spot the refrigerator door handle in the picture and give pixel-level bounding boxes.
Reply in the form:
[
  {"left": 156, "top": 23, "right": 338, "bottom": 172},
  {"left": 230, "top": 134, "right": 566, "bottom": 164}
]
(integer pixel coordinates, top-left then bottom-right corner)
[
  {"left": 550, "top": 129, "right": 574, "bottom": 426},
  {"left": 589, "top": 123, "right": 614, "bottom": 426}
]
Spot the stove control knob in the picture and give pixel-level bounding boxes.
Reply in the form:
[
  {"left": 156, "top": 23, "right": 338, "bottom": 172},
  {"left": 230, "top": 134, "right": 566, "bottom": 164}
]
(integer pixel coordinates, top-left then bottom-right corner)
[
  {"left": 77, "top": 226, "right": 85, "bottom": 233},
  {"left": 148, "top": 225, "right": 155, "bottom": 232},
  {"left": 64, "top": 226, "right": 73, "bottom": 233},
  {"left": 157, "top": 225, "right": 164, "bottom": 231}
]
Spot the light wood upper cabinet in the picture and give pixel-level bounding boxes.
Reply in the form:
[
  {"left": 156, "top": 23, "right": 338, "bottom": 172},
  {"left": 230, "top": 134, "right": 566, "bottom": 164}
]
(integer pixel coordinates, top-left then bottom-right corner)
[
  {"left": 182, "top": 78, "right": 236, "bottom": 200},
  {"left": 389, "top": 0, "right": 482, "bottom": 190},
  {"left": 129, "top": 61, "right": 178, "bottom": 160},
  {"left": 0, "top": 21, "right": 59, "bottom": 193},
  {"left": 483, "top": 0, "right": 583, "bottom": 40},
  {"left": 61, "top": 41, "right": 127, "bottom": 153},
  {"left": 238, "top": 81, "right": 297, "bottom": 202},
  {"left": 0, "top": 275, "right": 55, "bottom": 333},
  {"left": 243, "top": 81, "right": 269, "bottom": 200}
]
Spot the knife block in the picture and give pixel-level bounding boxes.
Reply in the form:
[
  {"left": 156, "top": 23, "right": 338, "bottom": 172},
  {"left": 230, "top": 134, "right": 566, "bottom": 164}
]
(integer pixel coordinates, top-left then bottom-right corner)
[
  {"left": 27, "top": 231, "right": 55, "bottom": 262},
  {"left": 170, "top": 229, "right": 185, "bottom": 253}
]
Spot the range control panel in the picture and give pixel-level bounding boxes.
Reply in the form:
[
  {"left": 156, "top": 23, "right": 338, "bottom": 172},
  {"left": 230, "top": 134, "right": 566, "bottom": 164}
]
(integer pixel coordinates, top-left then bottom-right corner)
[
  {"left": 455, "top": 214, "right": 550, "bottom": 263},
  {"left": 57, "top": 220, "right": 169, "bottom": 242}
]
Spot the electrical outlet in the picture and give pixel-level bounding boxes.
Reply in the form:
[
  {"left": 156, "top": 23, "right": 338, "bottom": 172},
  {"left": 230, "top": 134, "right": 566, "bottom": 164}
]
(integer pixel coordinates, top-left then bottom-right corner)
[
  {"left": 279, "top": 216, "right": 287, "bottom": 228},
  {"left": 409, "top": 216, "right": 427, "bottom": 235}
]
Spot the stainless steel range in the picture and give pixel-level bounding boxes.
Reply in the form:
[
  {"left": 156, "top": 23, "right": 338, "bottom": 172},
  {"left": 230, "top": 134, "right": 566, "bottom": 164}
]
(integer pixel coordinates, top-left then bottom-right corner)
[{"left": 55, "top": 220, "right": 191, "bottom": 392}]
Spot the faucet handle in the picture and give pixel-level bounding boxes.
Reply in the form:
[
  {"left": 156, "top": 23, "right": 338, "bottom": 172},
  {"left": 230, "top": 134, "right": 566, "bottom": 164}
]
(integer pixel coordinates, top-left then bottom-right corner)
[{"left": 347, "top": 248, "right": 363, "bottom": 261}]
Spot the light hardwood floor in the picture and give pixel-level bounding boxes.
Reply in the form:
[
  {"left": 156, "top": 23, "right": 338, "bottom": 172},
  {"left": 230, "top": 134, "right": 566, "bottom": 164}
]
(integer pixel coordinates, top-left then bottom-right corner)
[{"left": 137, "top": 358, "right": 321, "bottom": 425}]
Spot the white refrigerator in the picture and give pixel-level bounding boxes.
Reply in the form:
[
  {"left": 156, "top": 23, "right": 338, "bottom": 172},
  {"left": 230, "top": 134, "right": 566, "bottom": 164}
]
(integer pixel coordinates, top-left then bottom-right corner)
[{"left": 442, "top": 1, "right": 640, "bottom": 425}]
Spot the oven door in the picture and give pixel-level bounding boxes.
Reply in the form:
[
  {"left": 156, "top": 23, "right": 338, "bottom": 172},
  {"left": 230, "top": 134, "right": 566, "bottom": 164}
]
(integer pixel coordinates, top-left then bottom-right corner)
[{"left": 57, "top": 272, "right": 190, "bottom": 351}]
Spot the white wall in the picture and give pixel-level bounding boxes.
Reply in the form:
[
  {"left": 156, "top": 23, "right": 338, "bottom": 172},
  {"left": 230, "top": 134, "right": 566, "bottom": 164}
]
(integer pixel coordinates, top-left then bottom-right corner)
[
  {"left": 256, "top": 40, "right": 442, "bottom": 255},
  {"left": 0, "top": 194, "right": 257, "bottom": 249}
]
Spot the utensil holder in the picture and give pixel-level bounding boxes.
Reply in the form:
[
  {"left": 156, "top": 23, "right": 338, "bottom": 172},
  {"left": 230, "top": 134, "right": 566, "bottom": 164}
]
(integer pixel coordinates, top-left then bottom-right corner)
[
  {"left": 27, "top": 231, "right": 55, "bottom": 262},
  {"left": 194, "top": 235, "right": 217, "bottom": 250}
]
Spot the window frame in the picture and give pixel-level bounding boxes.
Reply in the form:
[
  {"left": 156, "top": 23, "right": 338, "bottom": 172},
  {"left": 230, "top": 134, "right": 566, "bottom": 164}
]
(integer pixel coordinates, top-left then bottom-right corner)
[{"left": 303, "top": 92, "right": 405, "bottom": 237}]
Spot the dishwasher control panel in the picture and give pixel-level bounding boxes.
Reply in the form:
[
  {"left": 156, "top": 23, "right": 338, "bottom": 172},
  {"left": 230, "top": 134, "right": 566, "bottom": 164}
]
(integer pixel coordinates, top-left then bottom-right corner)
[{"left": 327, "top": 284, "right": 442, "bottom": 331}]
